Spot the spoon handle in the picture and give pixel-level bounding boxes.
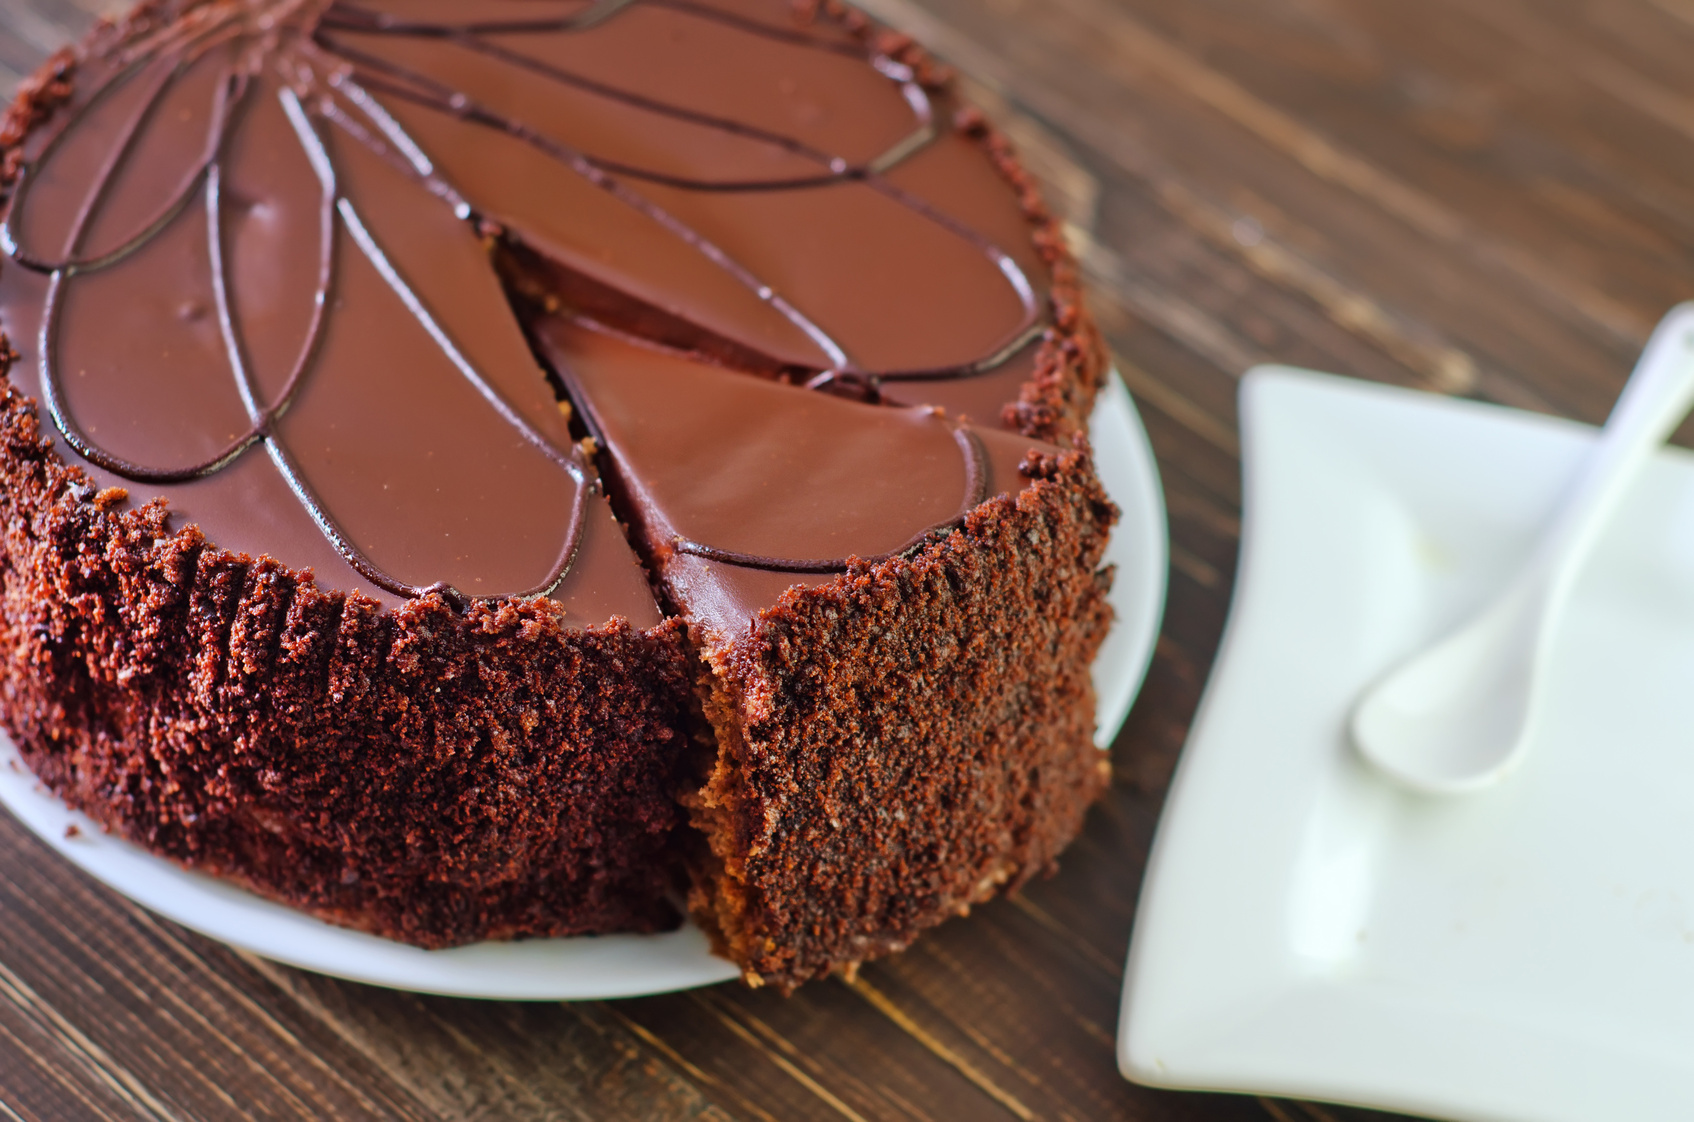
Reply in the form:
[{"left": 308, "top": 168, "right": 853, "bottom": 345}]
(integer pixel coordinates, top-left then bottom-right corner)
[{"left": 1529, "top": 302, "right": 1694, "bottom": 604}]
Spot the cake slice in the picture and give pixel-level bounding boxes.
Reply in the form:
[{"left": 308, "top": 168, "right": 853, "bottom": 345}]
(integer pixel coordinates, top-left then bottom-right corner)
[{"left": 536, "top": 317, "right": 1114, "bottom": 987}]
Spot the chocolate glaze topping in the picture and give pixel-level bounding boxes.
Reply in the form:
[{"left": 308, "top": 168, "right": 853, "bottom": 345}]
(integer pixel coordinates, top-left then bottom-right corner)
[{"left": 0, "top": 0, "right": 1068, "bottom": 614}]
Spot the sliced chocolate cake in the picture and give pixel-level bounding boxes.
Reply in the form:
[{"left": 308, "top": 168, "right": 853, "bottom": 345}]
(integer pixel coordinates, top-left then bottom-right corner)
[{"left": 0, "top": 0, "right": 1116, "bottom": 990}]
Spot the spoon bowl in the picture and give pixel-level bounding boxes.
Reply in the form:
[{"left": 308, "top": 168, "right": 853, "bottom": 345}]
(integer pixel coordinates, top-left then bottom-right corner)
[
  {"left": 1352, "top": 304, "right": 1694, "bottom": 794},
  {"left": 1351, "top": 586, "right": 1542, "bottom": 793}
]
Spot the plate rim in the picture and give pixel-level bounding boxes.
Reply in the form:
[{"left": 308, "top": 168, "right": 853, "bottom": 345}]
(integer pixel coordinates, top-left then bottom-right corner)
[{"left": 0, "top": 369, "right": 1167, "bottom": 1000}]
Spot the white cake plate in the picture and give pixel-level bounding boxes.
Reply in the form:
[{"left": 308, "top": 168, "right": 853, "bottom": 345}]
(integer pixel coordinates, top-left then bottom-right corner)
[{"left": 0, "top": 372, "right": 1165, "bottom": 999}]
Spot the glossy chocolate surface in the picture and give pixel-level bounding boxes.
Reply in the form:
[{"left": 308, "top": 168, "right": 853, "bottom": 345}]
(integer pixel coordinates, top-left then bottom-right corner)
[{"left": 0, "top": 0, "right": 1060, "bottom": 622}]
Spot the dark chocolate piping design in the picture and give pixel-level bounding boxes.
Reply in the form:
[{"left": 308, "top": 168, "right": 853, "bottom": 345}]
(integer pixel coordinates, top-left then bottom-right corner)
[
  {"left": 7, "top": 28, "right": 591, "bottom": 605},
  {"left": 317, "top": 15, "right": 932, "bottom": 195},
  {"left": 0, "top": 29, "right": 239, "bottom": 273},
  {"left": 323, "top": 0, "right": 870, "bottom": 58},
  {"left": 27, "top": 41, "right": 262, "bottom": 484},
  {"left": 322, "top": 58, "right": 857, "bottom": 372},
  {"left": 312, "top": 1, "right": 1039, "bottom": 386},
  {"left": 2, "top": 0, "right": 1049, "bottom": 590},
  {"left": 263, "top": 88, "right": 588, "bottom": 605}
]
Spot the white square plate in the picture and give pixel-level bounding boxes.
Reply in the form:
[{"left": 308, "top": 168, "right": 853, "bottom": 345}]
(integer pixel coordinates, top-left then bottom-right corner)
[{"left": 1121, "top": 367, "right": 1694, "bottom": 1122}]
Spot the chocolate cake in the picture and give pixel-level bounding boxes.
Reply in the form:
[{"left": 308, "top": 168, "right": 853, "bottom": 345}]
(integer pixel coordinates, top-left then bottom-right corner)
[{"left": 0, "top": 0, "right": 1116, "bottom": 990}]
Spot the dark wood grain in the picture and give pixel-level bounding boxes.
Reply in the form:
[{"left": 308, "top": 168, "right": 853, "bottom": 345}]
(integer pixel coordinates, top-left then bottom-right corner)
[{"left": 0, "top": 0, "right": 1687, "bottom": 1118}]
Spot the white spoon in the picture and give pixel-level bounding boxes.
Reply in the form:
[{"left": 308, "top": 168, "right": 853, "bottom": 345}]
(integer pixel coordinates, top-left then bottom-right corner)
[{"left": 1352, "top": 303, "right": 1694, "bottom": 795}]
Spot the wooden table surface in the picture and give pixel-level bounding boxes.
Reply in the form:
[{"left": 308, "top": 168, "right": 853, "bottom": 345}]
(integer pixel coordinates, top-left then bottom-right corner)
[{"left": 0, "top": 0, "right": 1687, "bottom": 1118}]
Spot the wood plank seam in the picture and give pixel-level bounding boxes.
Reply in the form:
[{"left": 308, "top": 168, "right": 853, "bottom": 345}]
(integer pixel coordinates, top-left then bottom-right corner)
[
  {"left": 1107, "top": 355, "right": 1240, "bottom": 457},
  {"left": 1168, "top": 543, "right": 1221, "bottom": 591},
  {"left": 926, "top": 919, "right": 1119, "bottom": 1063},
  {"left": 113, "top": 905, "right": 425, "bottom": 1121},
  {"left": 1645, "top": 0, "right": 1694, "bottom": 32},
  {"left": 875, "top": 941, "right": 1074, "bottom": 1098},
  {"left": 0, "top": 956, "right": 181, "bottom": 1121},
  {"left": 0, "top": 1002, "right": 134, "bottom": 1122},
  {"left": 0, "top": 860, "right": 356, "bottom": 1120},
  {"left": 233, "top": 952, "right": 484, "bottom": 1122},
  {"left": 573, "top": 1006, "right": 728, "bottom": 1122},
  {"left": 688, "top": 989, "right": 925, "bottom": 1119},
  {"left": 907, "top": 922, "right": 1125, "bottom": 1113},
  {"left": 395, "top": 1003, "right": 572, "bottom": 1120},
  {"left": 1070, "top": 227, "right": 1267, "bottom": 380},
  {"left": 595, "top": 1003, "right": 779, "bottom": 1122},
  {"left": 1032, "top": 0, "right": 1653, "bottom": 344},
  {"left": 48, "top": 901, "right": 330, "bottom": 1119},
  {"left": 1005, "top": 896, "right": 1123, "bottom": 982},
  {"left": 842, "top": 976, "right": 1036, "bottom": 1122},
  {"left": 688, "top": 993, "right": 869, "bottom": 1122},
  {"left": 1154, "top": 184, "right": 1481, "bottom": 396},
  {"left": 1463, "top": 0, "right": 1694, "bottom": 148}
]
